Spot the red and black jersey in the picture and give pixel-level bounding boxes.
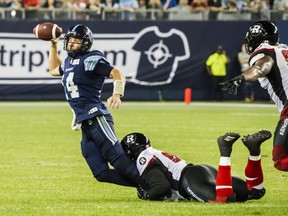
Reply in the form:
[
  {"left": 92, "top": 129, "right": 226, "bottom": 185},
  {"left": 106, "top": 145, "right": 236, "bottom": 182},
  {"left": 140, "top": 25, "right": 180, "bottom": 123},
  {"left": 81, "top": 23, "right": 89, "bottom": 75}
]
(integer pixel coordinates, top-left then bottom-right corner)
[
  {"left": 136, "top": 147, "right": 187, "bottom": 200},
  {"left": 249, "top": 43, "right": 288, "bottom": 112}
]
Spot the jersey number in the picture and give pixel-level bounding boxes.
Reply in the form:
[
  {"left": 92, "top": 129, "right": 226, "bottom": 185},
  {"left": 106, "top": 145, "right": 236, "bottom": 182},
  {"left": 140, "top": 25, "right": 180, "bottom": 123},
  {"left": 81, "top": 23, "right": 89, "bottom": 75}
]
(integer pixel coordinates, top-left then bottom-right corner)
[
  {"left": 282, "top": 50, "right": 288, "bottom": 62},
  {"left": 65, "top": 72, "right": 79, "bottom": 98},
  {"left": 161, "top": 152, "right": 181, "bottom": 163}
]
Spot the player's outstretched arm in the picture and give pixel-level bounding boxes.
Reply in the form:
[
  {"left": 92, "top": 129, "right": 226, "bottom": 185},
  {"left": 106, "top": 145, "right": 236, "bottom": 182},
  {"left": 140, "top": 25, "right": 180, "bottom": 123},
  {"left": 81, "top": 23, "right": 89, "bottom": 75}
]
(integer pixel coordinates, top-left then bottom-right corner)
[
  {"left": 138, "top": 165, "right": 172, "bottom": 201},
  {"left": 220, "top": 55, "right": 274, "bottom": 95},
  {"left": 48, "top": 39, "right": 62, "bottom": 76},
  {"left": 242, "top": 55, "right": 274, "bottom": 81}
]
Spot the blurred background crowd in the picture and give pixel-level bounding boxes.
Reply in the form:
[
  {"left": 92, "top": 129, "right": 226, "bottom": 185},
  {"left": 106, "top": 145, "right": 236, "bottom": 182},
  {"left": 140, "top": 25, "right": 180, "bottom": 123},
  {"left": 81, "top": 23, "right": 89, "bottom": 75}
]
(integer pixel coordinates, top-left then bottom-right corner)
[{"left": 0, "top": 0, "right": 287, "bottom": 20}]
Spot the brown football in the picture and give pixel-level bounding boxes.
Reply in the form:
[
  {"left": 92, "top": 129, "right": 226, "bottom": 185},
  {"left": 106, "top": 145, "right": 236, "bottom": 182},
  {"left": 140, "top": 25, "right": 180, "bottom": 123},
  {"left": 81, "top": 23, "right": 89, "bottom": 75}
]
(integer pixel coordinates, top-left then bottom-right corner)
[{"left": 33, "top": 22, "right": 62, "bottom": 41}]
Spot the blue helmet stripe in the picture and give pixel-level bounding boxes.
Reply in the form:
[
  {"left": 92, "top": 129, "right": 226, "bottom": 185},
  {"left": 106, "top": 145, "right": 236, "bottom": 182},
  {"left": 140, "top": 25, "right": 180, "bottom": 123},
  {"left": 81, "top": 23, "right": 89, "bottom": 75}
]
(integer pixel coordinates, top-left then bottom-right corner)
[{"left": 71, "top": 24, "right": 81, "bottom": 32}]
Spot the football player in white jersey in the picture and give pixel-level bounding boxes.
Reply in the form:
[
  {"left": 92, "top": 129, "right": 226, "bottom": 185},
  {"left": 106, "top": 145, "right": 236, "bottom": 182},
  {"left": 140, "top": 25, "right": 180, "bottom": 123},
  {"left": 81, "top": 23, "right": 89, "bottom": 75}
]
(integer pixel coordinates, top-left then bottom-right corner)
[
  {"left": 121, "top": 131, "right": 271, "bottom": 203},
  {"left": 220, "top": 20, "right": 288, "bottom": 171}
]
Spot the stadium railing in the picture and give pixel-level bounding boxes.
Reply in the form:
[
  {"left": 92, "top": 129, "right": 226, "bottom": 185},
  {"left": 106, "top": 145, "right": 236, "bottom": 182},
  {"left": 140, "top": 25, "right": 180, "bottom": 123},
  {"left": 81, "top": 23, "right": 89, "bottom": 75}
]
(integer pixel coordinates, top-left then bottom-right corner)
[{"left": 0, "top": 8, "right": 287, "bottom": 21}]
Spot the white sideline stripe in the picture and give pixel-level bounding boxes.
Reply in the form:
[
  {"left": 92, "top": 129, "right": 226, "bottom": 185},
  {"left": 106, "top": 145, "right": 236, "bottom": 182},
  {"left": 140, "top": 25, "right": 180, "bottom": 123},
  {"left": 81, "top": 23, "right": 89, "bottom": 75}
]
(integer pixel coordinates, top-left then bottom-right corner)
[
  {"left": 0, "top": 102, "right": 69, "bottom": 107},
  {"left": 0, "top": 101, "right": 275, "bottom": 108},
  {"left": 0, "top": 80, "right": 61, "bottom": 84},
  {"left": 121, "top": 102, "right": 275, "bottom": 109},
  {"left": 234, "top": 112, "right": 278, "bottom": 116},
  {"left": 192, "top": 102, "right": 274, "bottom": 108}
]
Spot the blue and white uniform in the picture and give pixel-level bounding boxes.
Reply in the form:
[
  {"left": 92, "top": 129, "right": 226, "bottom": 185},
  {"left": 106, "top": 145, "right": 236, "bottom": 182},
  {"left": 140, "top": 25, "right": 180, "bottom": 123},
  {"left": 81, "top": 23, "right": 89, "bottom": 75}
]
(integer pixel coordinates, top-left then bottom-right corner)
[
  {"left": 60, "top": 50, "right": 112, "bottom": 123},
  {"left": 59, "top": 50, "right": 144, "bottom": 187}
]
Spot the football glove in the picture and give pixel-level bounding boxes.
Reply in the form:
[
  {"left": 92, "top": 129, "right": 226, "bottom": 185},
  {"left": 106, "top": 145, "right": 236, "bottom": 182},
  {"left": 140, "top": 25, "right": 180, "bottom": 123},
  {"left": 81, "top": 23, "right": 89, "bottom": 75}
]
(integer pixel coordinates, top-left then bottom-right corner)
[
  {"left": 219, "top": 75, "right": 245, "bottom": 95},
  {"left": 137, "top": 186, "right": 149, "bottom": 200},
  {"left": 71, "top": 109, "right": 81, "bottom": 131}
]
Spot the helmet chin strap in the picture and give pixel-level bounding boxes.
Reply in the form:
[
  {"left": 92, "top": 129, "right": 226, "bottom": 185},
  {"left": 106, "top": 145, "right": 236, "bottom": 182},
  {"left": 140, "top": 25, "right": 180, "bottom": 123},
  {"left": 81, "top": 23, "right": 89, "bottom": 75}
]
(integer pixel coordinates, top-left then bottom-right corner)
[
  {"left": 263, "top": 40, "right": 279, "bottom": 46},
  {"left": 67, "top": 50, "right": 79, "bottom": 58}
]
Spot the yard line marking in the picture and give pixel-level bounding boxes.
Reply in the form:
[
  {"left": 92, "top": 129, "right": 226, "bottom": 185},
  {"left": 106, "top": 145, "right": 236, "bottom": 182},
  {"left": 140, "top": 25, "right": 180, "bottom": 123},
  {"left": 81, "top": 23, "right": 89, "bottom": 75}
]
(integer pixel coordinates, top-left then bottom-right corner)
[
  {"left": 0, "top": 102, "right": 68, "bottom": 107},
  {"left": 233, "top": 112, "right": 278, "bottom": 116},
  {"left": 121, "top": 102, "right": 275, "bottom": 109},
  {"left": 0, "top": 101, "right": 275, "bottom": 109}
]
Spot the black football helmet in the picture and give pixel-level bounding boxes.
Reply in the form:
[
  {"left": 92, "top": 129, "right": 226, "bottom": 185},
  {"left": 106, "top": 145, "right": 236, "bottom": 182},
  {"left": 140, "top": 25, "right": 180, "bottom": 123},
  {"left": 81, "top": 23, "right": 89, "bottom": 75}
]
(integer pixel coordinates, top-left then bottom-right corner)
[
  {"left": 120, "top": 133, "right": 151, "bottom": 161},
  {"left": 64, "top": 24, "right": 93, "bottom": 58},
  {"left": 244, "top": 21, "right": 279, "bottom": 54}
]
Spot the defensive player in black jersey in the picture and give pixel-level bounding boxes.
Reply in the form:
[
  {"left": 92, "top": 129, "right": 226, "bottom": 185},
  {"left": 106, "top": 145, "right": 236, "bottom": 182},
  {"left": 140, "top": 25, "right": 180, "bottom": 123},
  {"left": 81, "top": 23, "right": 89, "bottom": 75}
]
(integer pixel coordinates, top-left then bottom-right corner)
[
  {"left": 121, "top": 131, "right": 271, "bottom": 203},
  {"left": 220, "top": 21, "right": 288, "bottom": 171},
  {"left": 48, "top": 24, "right": 147, "bottom": 189}
]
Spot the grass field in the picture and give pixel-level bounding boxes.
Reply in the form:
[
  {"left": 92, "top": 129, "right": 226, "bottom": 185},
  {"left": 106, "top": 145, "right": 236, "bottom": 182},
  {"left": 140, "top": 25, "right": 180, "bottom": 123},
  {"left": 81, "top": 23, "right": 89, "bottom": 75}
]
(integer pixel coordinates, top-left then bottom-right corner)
[{"left": 1, "top": 101, "right": 288, "bottom": 216}]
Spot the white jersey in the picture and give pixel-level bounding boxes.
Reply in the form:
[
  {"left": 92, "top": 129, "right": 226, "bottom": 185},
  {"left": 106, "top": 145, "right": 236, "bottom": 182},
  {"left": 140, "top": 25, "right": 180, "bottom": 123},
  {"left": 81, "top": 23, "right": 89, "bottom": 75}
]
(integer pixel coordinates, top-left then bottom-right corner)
[
  {"left": 136, "top": 147, "right": 187, "bottom": 182},
  {"left": 249, "top": 43, "right": 288, "bottom": 112}
]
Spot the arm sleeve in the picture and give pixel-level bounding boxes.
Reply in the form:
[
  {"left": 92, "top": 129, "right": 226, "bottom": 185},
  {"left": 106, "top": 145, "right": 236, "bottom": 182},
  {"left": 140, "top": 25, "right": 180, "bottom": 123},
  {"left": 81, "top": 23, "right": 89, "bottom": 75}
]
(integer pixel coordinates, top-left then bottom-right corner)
[{"left": 142, "top": 165, "right": 172, "bottom": 200}]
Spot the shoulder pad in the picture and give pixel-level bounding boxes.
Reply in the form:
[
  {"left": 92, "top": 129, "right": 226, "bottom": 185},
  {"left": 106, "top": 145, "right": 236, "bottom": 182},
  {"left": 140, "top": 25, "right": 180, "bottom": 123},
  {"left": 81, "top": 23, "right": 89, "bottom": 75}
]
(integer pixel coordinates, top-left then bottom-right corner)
[
  {"left": 250, "top": 53, "right": 265, "bottom": 66},
  {"left": 250, "top": 43, "right": 275, "bottom": 66},
  {"left": 84, "top": 55, "right": 109, "bottom": 71}
]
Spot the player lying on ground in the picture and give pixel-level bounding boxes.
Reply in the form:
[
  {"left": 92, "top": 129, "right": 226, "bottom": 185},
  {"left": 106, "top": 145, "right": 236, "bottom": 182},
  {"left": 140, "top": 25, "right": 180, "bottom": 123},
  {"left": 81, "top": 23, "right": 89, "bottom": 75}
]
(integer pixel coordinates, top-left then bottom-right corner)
[
  {"left": 120, "top": 130, "right": 272, "bottom": 202},
  {"left": 220, "top": 20, "right": 288, "bottom": 171}
]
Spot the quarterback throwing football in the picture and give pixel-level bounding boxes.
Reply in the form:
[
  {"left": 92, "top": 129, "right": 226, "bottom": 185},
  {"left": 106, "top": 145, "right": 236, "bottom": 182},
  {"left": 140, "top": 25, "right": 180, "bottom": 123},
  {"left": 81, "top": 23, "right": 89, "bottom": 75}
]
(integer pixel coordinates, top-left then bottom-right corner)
[{"left": 48, "top": 24, "right": 147, "bottom": 189}]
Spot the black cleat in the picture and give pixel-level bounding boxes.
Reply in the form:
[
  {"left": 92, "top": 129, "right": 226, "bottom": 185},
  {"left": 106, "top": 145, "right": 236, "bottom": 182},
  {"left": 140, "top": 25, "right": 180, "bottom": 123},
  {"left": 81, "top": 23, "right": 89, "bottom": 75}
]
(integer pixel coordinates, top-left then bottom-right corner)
[
  {"left": 217, "top": 132, "right": 240, "bottom": 157},
  {"left": 242, "top": 130, "right": 272, "bottom": 156},
  {"left": 248, "top": 188, "right": 266, "bottom": 200}
]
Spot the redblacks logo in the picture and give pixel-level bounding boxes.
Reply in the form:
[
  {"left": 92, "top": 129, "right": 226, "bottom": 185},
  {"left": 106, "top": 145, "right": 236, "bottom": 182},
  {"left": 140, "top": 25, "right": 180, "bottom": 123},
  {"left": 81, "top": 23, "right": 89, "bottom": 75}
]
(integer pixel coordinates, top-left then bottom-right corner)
[
  {"left": 282, "top": 50, "right": 288, "bottom": 62},
  {"left": 139, "top": 157, "right": 147, "bottom": 165}
]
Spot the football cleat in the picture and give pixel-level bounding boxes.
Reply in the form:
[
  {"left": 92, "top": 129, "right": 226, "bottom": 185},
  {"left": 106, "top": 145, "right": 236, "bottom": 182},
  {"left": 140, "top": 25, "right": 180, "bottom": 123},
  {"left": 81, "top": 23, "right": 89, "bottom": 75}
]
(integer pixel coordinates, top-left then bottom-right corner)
[
  {"left": 248, "top": 188, "right": 266, "bottom": 200},
  {"left": 242, "top": 130, "right": 272, "bottom": 156},
  {"left": 217, "top": 132, "right": 240, "bottom": 157}
]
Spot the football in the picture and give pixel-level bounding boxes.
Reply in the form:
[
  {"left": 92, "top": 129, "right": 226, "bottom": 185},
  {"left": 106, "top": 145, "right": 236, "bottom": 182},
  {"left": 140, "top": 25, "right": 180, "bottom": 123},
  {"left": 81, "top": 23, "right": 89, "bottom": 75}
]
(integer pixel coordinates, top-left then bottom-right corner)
[{"left": 33, "top": 22, "right": 62, "bottom": 41}]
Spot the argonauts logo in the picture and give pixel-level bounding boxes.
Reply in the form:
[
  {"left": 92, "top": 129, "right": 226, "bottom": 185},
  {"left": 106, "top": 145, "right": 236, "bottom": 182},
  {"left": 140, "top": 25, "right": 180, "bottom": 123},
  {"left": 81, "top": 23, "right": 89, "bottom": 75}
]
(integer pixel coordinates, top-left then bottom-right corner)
[
  {"left": 145, "top": 40, "right": 171, "bottom": 69},
  {"left": 0, "top": 26, "right": 190, "bottom": 86},
  {"left": 130, "top": 26, "right": 190, "bottom": 86}
]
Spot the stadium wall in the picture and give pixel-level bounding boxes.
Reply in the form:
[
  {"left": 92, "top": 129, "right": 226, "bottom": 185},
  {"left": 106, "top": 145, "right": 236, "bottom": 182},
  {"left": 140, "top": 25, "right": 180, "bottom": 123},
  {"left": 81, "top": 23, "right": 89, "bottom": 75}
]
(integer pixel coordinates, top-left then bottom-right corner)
[{"left": 1, "top": 20, "right": 286, "bottom": 101}]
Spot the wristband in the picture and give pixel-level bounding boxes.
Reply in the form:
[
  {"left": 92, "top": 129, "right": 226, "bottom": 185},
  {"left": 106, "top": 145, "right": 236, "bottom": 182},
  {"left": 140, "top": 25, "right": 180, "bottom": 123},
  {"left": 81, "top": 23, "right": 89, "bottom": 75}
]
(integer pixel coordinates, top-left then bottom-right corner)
[{"left": 113, "top": 80, "right": 125, "bottom": 97}]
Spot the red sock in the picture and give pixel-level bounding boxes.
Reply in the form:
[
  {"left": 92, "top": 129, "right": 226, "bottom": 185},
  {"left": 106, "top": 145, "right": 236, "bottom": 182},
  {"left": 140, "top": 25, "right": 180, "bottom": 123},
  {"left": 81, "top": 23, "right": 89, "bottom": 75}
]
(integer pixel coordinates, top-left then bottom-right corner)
[
  {"left": 215, "top": 165, "right": 233, "bottom": 197},
  {"left": 273, "top": 144, "right": 288, "bottom": 171},
  {"left": 245, "top": 158, "right": 263, "bottom": 190},
  {"left": 274, "top": 157, "right": 288, "bottom": 171}
]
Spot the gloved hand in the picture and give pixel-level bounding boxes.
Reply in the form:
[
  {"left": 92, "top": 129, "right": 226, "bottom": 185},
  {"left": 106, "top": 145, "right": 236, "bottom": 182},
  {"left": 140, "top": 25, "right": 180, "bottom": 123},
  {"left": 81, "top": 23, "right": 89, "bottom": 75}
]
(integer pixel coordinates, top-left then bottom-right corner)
[
  {"left": 219, "top": 75, "right": 245, "bottom": 95},
  {"left": 137, "top": 186, "right": 149, "bottom": 200}
]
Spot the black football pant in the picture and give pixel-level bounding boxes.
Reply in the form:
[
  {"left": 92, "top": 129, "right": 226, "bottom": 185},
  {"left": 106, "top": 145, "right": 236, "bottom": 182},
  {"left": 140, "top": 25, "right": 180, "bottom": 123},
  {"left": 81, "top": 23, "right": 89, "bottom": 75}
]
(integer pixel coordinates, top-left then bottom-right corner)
[{"left": 178, "top": 164, "right": 249, "bottom": 202}]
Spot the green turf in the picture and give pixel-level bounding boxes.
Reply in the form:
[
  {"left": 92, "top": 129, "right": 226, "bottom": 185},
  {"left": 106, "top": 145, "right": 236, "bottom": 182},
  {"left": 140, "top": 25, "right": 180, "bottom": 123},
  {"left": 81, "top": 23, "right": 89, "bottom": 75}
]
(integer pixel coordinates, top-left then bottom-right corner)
[{"left": 0, "top": 101, "right": 287, "bottom": 216}]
